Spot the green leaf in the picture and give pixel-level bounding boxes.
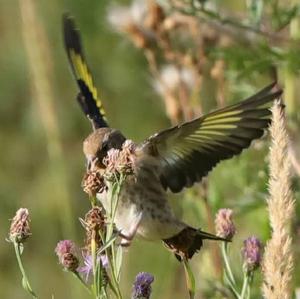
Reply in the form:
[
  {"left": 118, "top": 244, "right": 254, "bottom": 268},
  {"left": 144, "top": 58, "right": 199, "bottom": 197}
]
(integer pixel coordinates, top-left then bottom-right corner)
[
  {"left": 98, "top": 234, "right": 118, "bottom": 255},
  {"left": 115, "top": 246, "right": 123, "bottom": 280}
]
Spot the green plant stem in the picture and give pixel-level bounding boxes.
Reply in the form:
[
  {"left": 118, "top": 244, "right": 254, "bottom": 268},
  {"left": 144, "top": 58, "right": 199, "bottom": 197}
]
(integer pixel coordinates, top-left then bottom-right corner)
[
  {"left": 91, "top": 236, "right": 98, "bottom": 298},
  {"left": 72, "top": 272, "right": 92, "bottom": 295},
  {"left": 183, "top": 259, "right": 195, "bottom": 299},
  {"left": 168, "top": 0, "right": 286, "bottom": 42},
  {"left": 221, "top": 243, "right": 240, "bottom": 298},
  {"left": 240, "top": 272, "right": 249, "bottom": 299},
  {"left": 221, "top": 243, "right": 236, "bottom": 286},
  {"left": 13, "top": 242, "right": 37, "bottom": 299},
  {"left": 104, "top": 176, "right": 124, "bottom": 299}
]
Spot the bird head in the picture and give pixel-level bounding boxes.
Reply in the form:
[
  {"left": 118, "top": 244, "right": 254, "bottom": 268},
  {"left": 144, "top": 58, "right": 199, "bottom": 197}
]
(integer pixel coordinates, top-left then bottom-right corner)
[{"left": 83, "top": 128, "right": 126, "bottom": 170}]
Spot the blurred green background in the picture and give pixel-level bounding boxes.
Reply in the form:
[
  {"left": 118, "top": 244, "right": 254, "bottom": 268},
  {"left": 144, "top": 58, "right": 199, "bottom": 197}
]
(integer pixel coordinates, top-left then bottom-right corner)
[{"left": 1, "top": 0, "right": 299, "bottom": 298}]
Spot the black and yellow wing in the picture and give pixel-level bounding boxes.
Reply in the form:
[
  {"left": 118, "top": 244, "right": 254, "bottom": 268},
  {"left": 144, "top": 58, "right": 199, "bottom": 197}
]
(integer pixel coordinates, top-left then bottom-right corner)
[
  {"left": 63, "top": 13, "right": 108, "bottom": 129},
  {"left": 141, "top": 83, "right": 282, "bottom": 193}
]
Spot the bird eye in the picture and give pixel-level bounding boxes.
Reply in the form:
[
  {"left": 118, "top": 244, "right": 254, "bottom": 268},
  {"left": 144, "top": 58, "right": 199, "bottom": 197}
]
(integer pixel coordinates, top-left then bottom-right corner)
[{"left": 101, "top": 141, "right": 109, "bottom": 152}]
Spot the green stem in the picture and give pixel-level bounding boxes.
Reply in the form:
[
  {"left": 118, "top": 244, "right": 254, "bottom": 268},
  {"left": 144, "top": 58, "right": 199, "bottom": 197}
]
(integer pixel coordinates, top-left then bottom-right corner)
[
  {"left": 221, "top": 243, "right": 236, "bottom": 286},
  {"left": 170, "top": 1, "right": 285, "bottom": 42},
  {"left": 13, "top": 242, "right": 37, "bottom": 299},
  {"left": 183, "top": 259, "right": 195, "bottom": 299},
  {"left": 72, "top": 272, "right": 92, "bottom": 295},
  {"left": 104, "top": 177, "right": 124, "bottom": 299},
  {"left": 240, "top": 272, "right": 249, "bottom": 299},
  {"left": 91, "top": 235, "right": 102, "bottom": 299},
  {"left": 221, "top": 243, "right": 240, "bottom": 298}
]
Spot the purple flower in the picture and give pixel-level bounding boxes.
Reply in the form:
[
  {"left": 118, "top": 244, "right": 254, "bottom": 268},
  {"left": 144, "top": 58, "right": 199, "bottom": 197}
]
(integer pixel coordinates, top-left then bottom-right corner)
[
  {"left": 78, "top": 254, "right": 109, "bottom": 281},
  {"left": 55, "top": 240, "right": 79, "bottom": 272},
  {"left": 132, "top": 272, "right": 154, "bottom": 299},
  {"left": 242, "top": 236, "right": 262, "bottom": 272},
  {"left": 55, "top": 240, "right": 75, "bottom": 256},
  {"left": 215, "top": 208, "right": 236, "bottom": 240},
  {"left": 9, "top": 208, "right": 31, "bottom": 243}
]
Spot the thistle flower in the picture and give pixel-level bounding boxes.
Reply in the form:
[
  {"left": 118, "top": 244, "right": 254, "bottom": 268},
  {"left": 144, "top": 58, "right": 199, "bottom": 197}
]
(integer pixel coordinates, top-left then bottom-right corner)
[
  {"left": 82, "top": 170, "right": 106, "bottom": 196},
  {"left": 242, "top": 236, "right": 262, "bottom": 272},
  {"left": 81, "top": 207, "right": 106, "bottom": 252},
  {"left": 55, "top": 240, "right": 79, "bottom": 272},
  {"left": 215, "top": 208, "right": 236, "bottom": 240},
  {"left": 103, "top": 140, "right": 136, "bottom": 180},
  {"left": 78, "top": 253, "right": 109, "bottom": 282},
  {"left": 132, "top": 272, "right": 154, "bottom": 299},
  {"left": 84, "top": 206, "right": 105, "bottom": 231},
  {"left": 9, "top": 208, "right": 31, "bottom": 243}
]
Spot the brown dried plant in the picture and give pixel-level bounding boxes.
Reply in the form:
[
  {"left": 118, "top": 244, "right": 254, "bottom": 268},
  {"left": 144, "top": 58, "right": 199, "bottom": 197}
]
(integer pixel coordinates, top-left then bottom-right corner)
[{"left": 262, "top": 100, "right": 295, "bottom": 299}]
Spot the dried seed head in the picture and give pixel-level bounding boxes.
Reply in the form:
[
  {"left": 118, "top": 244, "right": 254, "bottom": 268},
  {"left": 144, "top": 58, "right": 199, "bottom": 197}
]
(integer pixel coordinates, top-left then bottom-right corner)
[
  {"left": 84, "top": 207, "right": 105, "bottom": 231},
  {"left": 55, "top": 240, "right": 79, "bottom": 272},
  {"left": 103, "top": 140, "right": 136, "bottom": 180},
  {"left": 145, "top": 1, "right": 165, "bottom": 31},
  {"left": 82, "top": 170, "right": 106, "bottom": 196},
  {"left": 242, "top": 236, "right": 262, "bottom": 272},
  {"left": 9, "top": 208, "right": 31, "bottom": 243},
  {"left": 60, "top": 252, "right": 79, "bottom": 272},
  {"left": 126, "top": 24, "right": 152, "bottom": 49},
  {"left": 82, "top": 207, "right": 106, "bottom": 253},
  {"left": 107, "top": 1, "right": 154, "bottom": 49},
  {"left": 84, "top": 230, "right": 102, "bottom": 254},
  {"left": 132, "top": 272, "right": 154, "bottom": 299},
  {"left": 215, "top": 208, "right": 236, "bottom": 240}
]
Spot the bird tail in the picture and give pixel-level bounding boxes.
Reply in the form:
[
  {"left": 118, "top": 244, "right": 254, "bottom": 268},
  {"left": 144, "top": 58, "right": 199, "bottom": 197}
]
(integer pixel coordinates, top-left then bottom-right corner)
[
  {"left": 62, "top": 13, "right": 108, "bottom": 129},
  {"left": 163, "top": 227, "right": 228, "bottom": 261}
]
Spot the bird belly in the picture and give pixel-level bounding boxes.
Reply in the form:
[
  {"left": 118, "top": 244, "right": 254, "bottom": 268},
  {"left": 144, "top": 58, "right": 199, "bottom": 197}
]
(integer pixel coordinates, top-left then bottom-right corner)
[
  {"left": 96, "top": 187, "right": 140, "bottom": 235},
  {"left": 96, "top": 156, "right": 185, "bottom": 241},
  {"left": 96, "top": 186, "right": 183, "bottom": 241},
  {"left": 137, "top": 213, "right": 183, "bottom": 241}
]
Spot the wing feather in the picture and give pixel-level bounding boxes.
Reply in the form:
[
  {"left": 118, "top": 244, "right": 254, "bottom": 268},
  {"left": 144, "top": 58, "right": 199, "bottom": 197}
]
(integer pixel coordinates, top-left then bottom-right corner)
[
  {"left": 140, "top": 83, "right": 282, "bottom": 192},
  {"left": 63, "top": 13, "right": 108, "bottom": 129}
]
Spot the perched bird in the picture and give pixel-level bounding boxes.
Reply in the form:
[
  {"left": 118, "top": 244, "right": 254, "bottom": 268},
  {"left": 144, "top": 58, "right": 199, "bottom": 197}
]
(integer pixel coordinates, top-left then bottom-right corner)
[{"left": 63, "top": 14, "right": 282, "bottom": 260}]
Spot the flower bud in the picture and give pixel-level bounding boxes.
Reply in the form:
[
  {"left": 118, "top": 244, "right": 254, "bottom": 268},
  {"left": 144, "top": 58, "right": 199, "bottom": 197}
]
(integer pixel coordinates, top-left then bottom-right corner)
[
  {"left": 242, "top": 236, "right": 262, "bottom": 272},
  {"left": 9, "top": 208, "right": 31, "bottom": 243},
  {"left": 215, "top": 208, "right": 236, "bottom": 240},
  {"left": 55, "top": 240, "right": 79, "bottom": 272},
  {"left": 132, "top": 272, "right": 154, "bottom": 299}
]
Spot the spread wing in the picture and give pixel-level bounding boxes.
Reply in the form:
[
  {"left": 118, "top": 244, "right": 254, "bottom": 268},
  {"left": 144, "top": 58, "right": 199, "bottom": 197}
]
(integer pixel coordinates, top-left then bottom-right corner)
[
  {"left": 63, "top": 13, "right": 108, "bottom": 129},
  {"left": 140, "top": 83, "right": 282, "bottom": 193}
]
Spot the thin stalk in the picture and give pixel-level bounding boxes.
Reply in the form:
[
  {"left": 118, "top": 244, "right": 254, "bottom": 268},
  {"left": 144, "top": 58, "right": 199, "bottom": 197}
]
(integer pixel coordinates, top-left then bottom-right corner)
[
  {"left": 183, "top": 259, "right": 195, "bottom": 299},
  {"left": 99, "top": 231, "right": 119, "bottom": 299},
  {"left": 13, "top": 242, "right": 37, "bottom": 299},
  {"left": 221, "top": 243, "right": 240, "bottom": 298},
  {"left": 91, "top": 235, "right": 100, "bottom": 298},
  {"left": 103, "top": 176, "right": 124, "bottom": 299},
  {"left": 221, "top": 243, "right": 236, "bottom": 286},
  {"left": 240, "top": 272, "right": 249, "bottom": 299}
]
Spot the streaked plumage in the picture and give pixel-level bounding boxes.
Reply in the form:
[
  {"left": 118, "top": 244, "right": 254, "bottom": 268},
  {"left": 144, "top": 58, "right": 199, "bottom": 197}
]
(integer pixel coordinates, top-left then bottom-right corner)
[{"left": 63, "top": 14, "right": 282, "bottom": 259}]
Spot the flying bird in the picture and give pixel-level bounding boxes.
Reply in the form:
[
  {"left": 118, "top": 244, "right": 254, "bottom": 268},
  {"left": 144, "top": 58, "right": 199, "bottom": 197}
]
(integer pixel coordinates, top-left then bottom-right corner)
[{"left": 63, "top": 14, "right": 282, "bottom": 260}]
